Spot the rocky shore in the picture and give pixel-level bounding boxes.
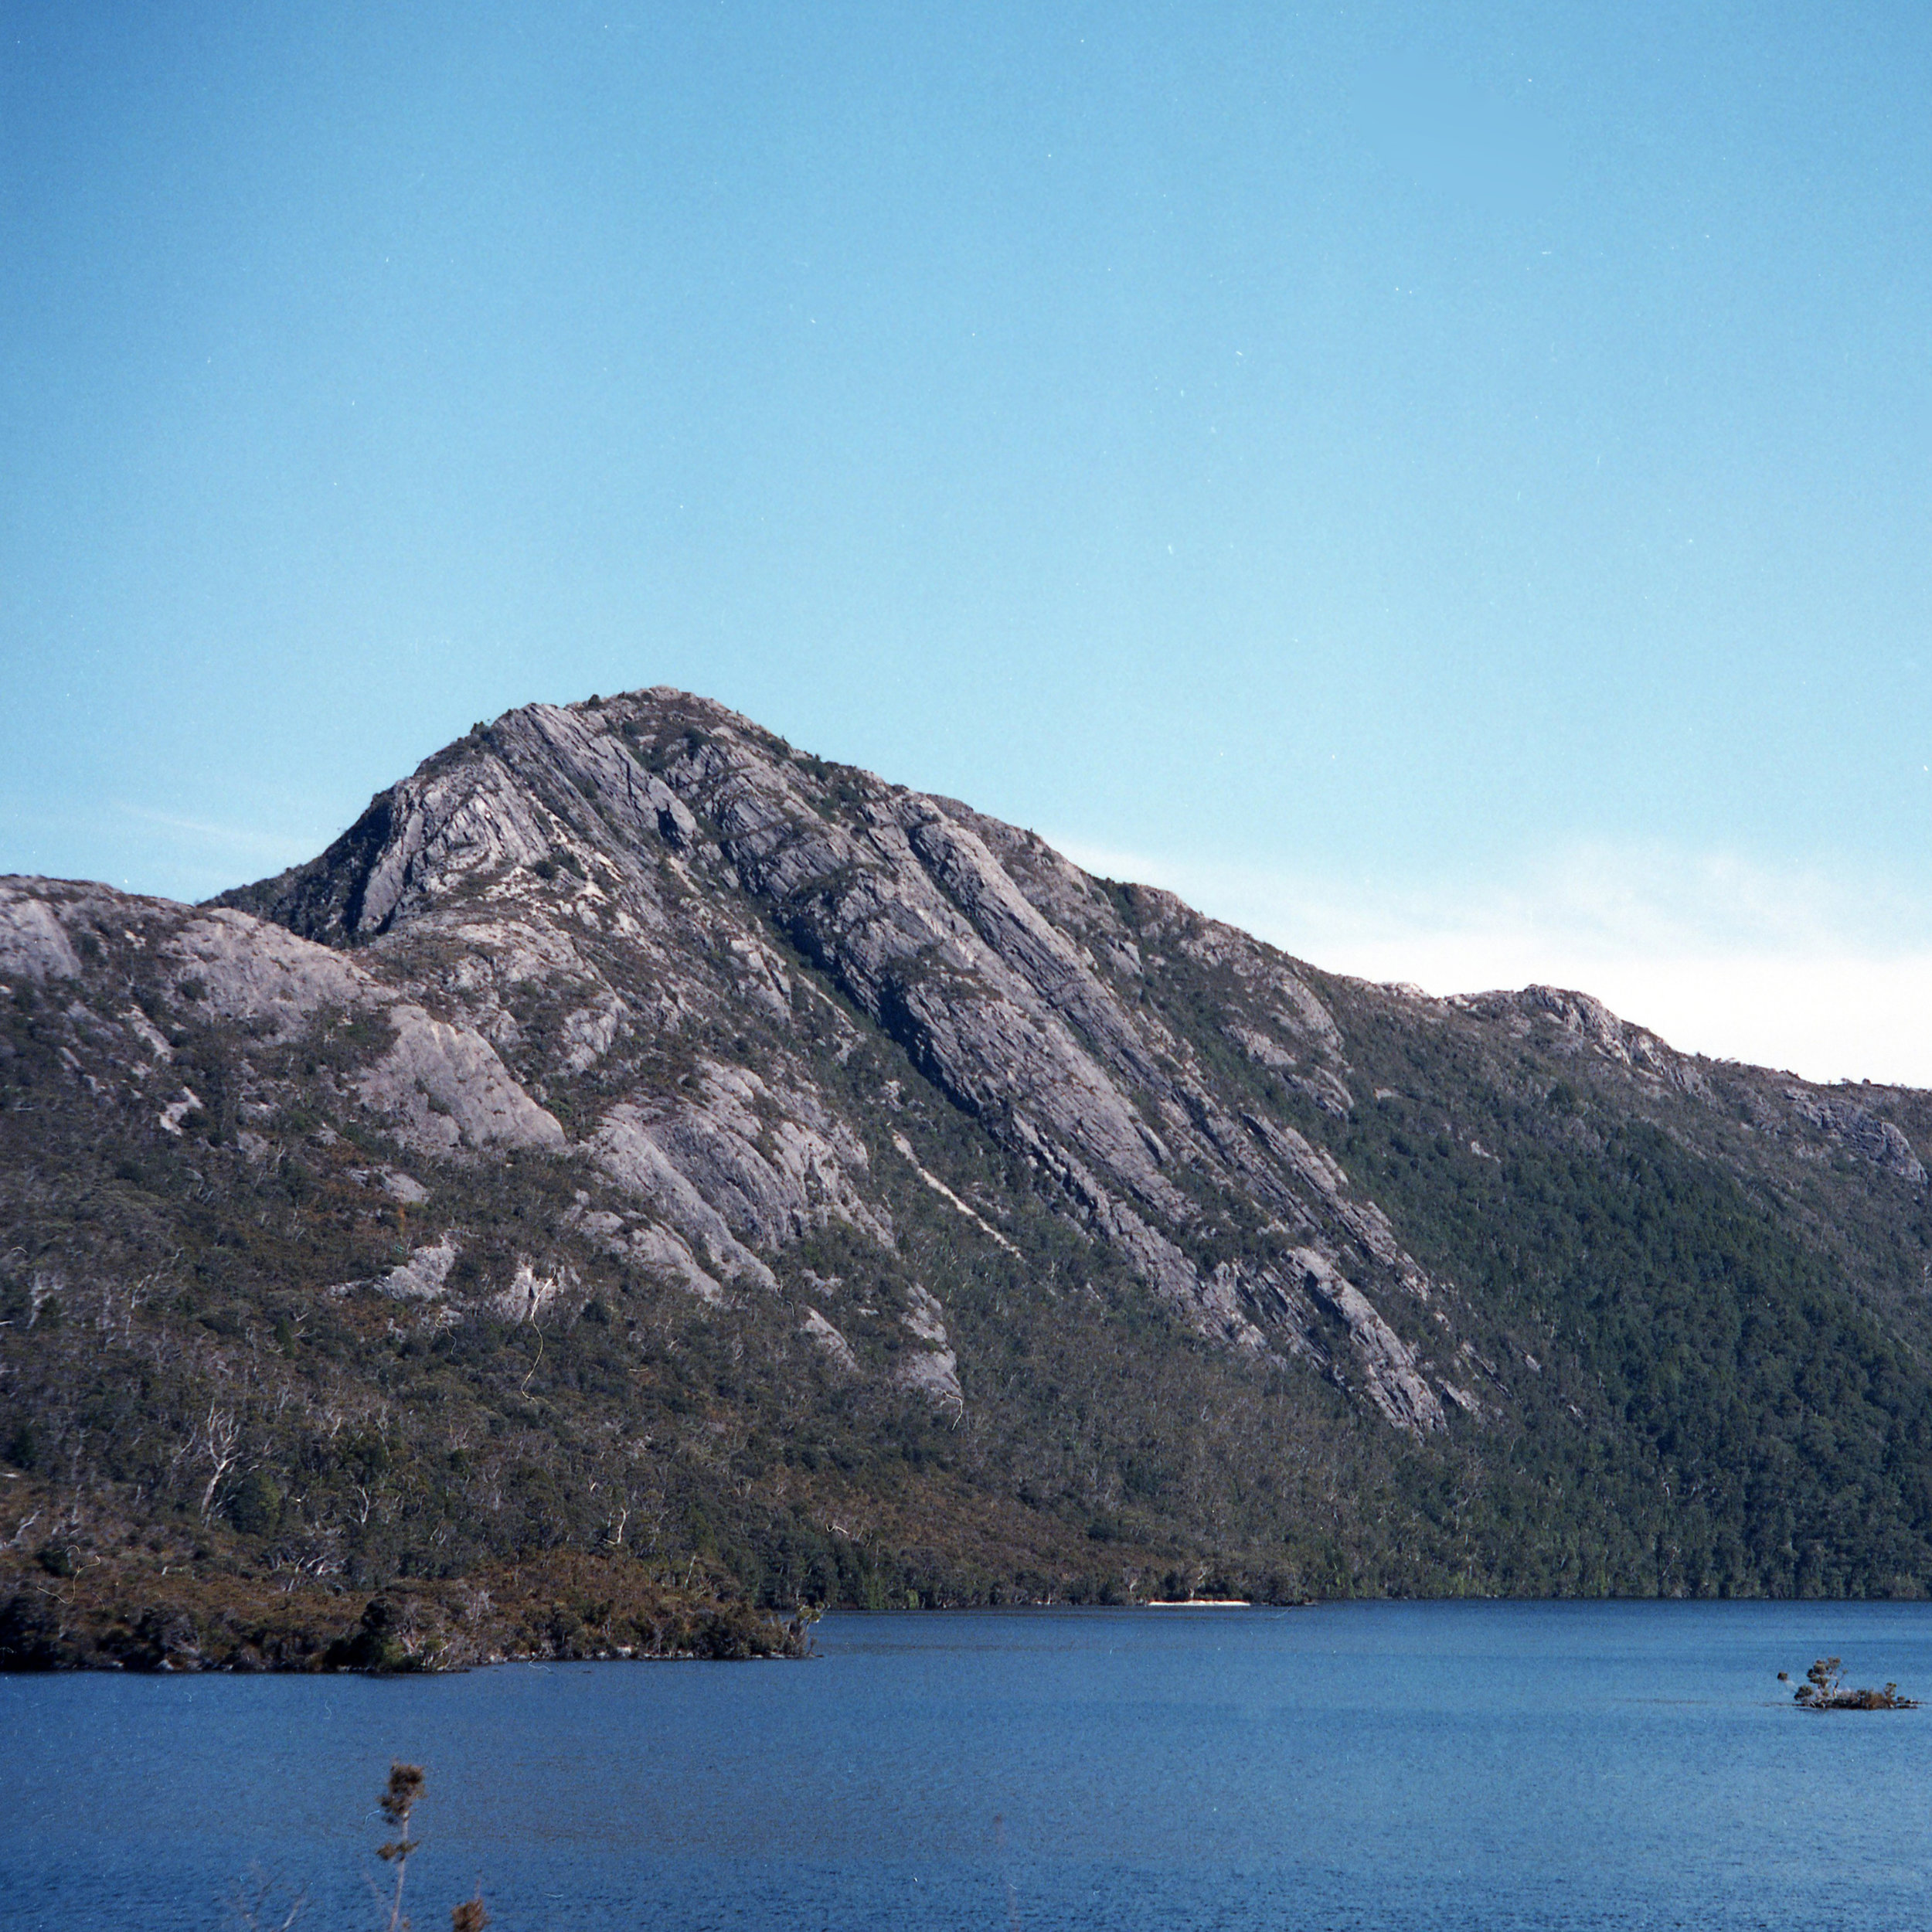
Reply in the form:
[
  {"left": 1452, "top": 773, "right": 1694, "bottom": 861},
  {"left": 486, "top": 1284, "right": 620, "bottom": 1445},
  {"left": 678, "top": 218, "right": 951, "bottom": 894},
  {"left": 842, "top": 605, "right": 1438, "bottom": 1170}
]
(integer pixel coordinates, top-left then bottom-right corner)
[{"left": 0, "top": 1532, "right": 811, "bottom": 1672}]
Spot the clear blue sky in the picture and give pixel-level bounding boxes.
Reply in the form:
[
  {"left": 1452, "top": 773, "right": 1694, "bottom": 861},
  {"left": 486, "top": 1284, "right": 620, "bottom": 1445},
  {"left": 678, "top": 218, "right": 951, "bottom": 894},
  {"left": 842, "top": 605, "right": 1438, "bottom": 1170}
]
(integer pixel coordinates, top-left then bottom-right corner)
[{"left": 5, "top": 4, "right": 1930, "bottom": 1078}]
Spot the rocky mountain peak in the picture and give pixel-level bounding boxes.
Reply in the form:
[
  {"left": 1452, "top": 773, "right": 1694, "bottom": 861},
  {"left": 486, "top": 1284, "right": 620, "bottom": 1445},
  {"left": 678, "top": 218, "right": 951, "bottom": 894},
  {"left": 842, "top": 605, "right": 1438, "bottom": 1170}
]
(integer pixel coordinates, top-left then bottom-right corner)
[
  {"left": 204, "top": 686, "right": 1471, "bottom": 1430},
  {"left": 8, "top": 685, "right": 1932, "bottom": 1616}
]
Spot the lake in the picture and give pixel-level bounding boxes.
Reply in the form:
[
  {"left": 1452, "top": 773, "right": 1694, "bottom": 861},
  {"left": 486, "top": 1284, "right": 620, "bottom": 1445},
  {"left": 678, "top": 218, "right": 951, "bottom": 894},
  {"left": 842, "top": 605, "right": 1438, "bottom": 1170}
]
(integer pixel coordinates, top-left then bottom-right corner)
[{"left": 3, "top": 1600, "right": 1929, "bottom": 1930}]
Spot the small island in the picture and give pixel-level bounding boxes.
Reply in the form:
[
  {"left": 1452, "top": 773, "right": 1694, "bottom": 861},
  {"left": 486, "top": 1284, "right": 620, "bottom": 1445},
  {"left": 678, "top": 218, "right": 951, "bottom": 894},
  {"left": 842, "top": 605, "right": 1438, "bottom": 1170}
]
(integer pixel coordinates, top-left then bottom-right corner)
[{"left": 1781, "top": 1658, "right": 1919, "bottom": 1711}]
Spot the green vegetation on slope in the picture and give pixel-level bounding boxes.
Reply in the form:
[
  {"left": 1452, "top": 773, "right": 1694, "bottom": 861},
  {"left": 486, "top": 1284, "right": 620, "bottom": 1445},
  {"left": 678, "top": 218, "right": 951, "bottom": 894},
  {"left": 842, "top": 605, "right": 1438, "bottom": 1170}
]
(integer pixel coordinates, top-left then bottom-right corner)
[
  {"left": 9, "top": 685, "right": 1932, "bottom": 1663},
  {"left": 9, "top": 908, "right": 1932, "bottom": 1650}
]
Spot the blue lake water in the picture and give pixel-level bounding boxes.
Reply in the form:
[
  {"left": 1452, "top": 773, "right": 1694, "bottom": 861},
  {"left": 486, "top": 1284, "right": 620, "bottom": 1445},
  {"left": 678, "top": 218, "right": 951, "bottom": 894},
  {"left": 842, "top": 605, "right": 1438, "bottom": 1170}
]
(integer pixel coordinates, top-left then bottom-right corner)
[{"left": 3, "top": 1600, "right": 1930, "bottom": 1930}]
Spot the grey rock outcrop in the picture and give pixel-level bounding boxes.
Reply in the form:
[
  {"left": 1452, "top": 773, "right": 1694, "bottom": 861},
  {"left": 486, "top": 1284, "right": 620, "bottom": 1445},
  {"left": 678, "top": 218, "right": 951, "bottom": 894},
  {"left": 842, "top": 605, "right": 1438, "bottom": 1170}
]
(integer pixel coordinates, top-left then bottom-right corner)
[
  {"left": 106, "top": 684, "right": 1894, "bottom": 1442},
  {"left": 18, "top": 682, "right": 1932, "bottom": 1628},
  {"left": 1788, "top": 1093, "right": 1927, "bottom": 1184},
  {"left": 206, "top": 692, "right": 1477, "bottom": 1430},
  {"left": 3, "top": 879, "right": 562, "bottom": 1161}
]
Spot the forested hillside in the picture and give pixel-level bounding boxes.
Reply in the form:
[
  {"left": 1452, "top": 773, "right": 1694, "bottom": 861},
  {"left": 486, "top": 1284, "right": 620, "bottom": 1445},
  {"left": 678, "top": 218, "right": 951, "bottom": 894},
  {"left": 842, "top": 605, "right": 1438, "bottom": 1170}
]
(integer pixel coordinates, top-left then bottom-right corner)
[{"left": 5, "top": 689, "right": 1931, "bottom": 1665}]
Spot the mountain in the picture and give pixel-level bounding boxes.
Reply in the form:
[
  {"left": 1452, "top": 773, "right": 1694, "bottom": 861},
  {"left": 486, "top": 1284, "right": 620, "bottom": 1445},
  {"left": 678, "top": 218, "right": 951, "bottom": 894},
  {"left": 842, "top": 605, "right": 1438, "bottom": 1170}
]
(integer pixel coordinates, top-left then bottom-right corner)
[{"left": 5, "top": 687, "right": 1932, "bottom": 1664}]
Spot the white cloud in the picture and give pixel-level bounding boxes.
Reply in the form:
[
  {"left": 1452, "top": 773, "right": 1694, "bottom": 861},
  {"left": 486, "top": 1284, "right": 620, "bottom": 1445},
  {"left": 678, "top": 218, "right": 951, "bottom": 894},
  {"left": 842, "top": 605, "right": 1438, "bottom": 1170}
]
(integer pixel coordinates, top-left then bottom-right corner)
[
  {"left": 1051, "top": 836, "right": 1932, "bottom": 1089},
  {"left": 115, "top": 804, "right": 317, "bottom": 862}
]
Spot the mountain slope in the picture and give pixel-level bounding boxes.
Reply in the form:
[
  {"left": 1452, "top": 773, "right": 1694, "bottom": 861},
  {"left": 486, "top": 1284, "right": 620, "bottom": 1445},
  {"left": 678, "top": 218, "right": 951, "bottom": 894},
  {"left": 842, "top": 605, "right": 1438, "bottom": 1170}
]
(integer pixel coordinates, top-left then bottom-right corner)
[{"left": 5, "top": 686, "right": 1932, "bottom": 1651}]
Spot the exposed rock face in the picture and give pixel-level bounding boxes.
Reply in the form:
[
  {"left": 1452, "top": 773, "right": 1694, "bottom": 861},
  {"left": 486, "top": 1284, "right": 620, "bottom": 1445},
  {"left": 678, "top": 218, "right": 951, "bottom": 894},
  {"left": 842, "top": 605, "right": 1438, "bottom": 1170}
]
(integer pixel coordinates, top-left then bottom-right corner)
[
  {"left": 801, "top": 1305, "right": 859, "bottom": 1374},
  {"left": 1456, "top": 985, "right": 1714, "bottom": 1101},
  {"left": 9, "top": 687, "right": 1930, "bottom": 1461},
  {"left": 0, "top": 893, "right": 83, "bottom": 981},
  {"left": 9, "top": 685, "right": 1932, "bottom": 1614},
  {"left": 897, "top": 1283, "right": 964, "bottom": 1414},
  {"left": 215, "top": 690, "right": 1478, "bottom": 1432},
  {"left": 0, "top": 879, "right": 560, "bottom": 1161},
  {"left": 1788, "top": 1094, "right": 1928, "bottom": 1185},
  {"left": 374, "top": 1236, "right": 459, "bottom": 1304},
  {"left": 180, "top": 685, "right": 1928, "bottom": 1442},
  {"left": 1288, "top": 1248, "right": 1446, "bottom": 1435}
]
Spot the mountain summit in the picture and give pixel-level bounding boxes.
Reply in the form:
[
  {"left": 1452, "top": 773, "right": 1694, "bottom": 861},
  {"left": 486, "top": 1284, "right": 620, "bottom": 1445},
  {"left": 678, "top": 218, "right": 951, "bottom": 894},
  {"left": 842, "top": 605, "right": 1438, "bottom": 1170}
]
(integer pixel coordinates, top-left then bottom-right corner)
[
  {"left": 5, "top": 687, "right": 1932, "bottom": 1661},
  {"left": 223, "top": 686, "right": 1480, "bottom": 1432}
]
